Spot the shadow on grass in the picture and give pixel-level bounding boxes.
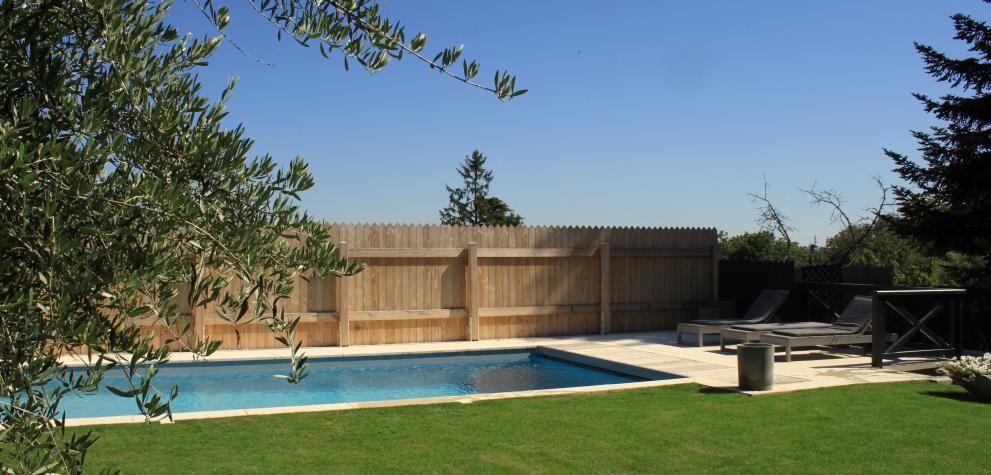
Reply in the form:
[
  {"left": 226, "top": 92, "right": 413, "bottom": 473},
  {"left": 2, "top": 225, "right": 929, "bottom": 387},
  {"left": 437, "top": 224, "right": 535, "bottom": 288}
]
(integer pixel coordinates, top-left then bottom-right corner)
[
  {"left": 924, "top": 389, "right": 991, "bottom": 405},
  {"left": 697, "top": 386, "right": 738, "bottom": 396}
]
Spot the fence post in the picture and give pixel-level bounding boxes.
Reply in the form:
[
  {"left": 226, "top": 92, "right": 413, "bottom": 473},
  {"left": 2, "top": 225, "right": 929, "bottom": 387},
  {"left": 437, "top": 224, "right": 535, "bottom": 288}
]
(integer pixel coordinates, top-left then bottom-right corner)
[
  {"left": 337, "top": 241, "right": 350, "bottom": 347},
  {"left": 600, "top": 242, "right": 610, "bottom": 334},
  {"left": 871, "top": 291, "right": 885, "bottom": 367},
  {"left": 467, "top": 242, "right": 480, "bottom": 341},
  {"left": 952, "top": 295, "right": 964, "bottom": 357},
  {"left": 711, "top": 243, "right": 721, "bottom": 302}
]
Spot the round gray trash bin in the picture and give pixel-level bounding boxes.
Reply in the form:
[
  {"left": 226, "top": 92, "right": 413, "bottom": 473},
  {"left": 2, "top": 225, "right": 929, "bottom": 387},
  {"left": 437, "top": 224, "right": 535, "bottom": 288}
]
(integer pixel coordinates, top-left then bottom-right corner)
[{"left": 737, "top": 343, "right": 774, "bottom": 391}]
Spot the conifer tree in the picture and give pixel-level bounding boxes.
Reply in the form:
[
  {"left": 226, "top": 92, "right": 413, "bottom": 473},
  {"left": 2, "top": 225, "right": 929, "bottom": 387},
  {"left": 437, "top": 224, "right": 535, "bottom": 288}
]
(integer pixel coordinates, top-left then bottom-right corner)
[
  {"left": 885, "top": 1, "right": 991, "bottom": 288},
  {"left": 440, "top": 150, "right": 523, "bottom": 226}
]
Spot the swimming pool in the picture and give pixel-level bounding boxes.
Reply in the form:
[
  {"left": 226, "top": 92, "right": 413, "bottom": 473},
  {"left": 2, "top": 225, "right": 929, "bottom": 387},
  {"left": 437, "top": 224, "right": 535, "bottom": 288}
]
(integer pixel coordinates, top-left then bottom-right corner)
[{"left": 60, "top": 350, "right": 660, "bottom": 418}]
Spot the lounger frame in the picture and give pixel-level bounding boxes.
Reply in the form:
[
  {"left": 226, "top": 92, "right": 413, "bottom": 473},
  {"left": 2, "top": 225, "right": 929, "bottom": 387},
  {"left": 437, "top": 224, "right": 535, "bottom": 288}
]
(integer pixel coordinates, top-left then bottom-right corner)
[
  {"left": 676, "top": 289, "right": 789, "bottom": 346},
  {"left": 760, "top": 332, "right": 897, "bottom": 362}
]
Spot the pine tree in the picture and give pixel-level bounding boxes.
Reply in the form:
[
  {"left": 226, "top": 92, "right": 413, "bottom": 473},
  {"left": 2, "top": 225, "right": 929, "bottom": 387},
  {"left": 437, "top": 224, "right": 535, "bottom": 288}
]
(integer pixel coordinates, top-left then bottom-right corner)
[
  {"left": 440, "top": 150, "right": 523, "bottom": 226},
  {"left": 886, "top": 2, "right": 991, "bottom": 287}
]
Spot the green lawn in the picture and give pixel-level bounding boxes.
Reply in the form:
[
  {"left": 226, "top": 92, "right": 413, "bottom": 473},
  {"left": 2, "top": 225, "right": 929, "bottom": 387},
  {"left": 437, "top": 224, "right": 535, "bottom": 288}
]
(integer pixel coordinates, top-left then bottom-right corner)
[{"left": 79, "top": 382, "right": 989, "bottom": 474}]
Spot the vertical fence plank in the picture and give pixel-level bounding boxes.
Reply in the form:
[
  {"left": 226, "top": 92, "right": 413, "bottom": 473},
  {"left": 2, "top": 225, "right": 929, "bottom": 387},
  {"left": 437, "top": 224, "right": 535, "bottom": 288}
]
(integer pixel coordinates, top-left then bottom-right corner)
[
  {"left": 338, "top": 241, "right": 350, "bottom": 347},
  {"left": 193, "top": 303, "right": 204, "bottom": 346},
  {"left": 467, "top": 242, "right": 480, "bottom": 341},
  {"left": 600, "top": 242, "right": 611, "bottom": 334}
]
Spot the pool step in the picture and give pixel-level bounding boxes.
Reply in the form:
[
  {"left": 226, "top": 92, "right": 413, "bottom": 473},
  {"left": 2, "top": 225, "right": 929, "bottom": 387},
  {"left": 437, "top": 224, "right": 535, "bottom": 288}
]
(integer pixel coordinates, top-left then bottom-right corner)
[{"left": 536, "top": 346, "right": 680, "bottom": 381}]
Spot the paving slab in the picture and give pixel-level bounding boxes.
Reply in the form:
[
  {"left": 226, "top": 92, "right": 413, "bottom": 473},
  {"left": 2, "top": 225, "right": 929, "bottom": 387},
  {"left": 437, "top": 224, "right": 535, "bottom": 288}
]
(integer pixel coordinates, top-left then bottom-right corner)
[{"left": 60, "top": 330, "right": 943, "bottom": 425}]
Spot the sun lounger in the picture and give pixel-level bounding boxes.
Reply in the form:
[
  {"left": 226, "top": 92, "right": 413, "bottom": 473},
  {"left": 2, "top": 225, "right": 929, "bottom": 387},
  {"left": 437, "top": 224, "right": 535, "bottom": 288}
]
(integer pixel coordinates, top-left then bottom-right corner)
[
  {"left": 759, "top": 295, "right": 894, "bottom": 361},
  {"left": 676, "top": 289, "right": 789, "bottom": 346},
  {"left": 719, "top": 322, "right": 833, "bottom": 351}
]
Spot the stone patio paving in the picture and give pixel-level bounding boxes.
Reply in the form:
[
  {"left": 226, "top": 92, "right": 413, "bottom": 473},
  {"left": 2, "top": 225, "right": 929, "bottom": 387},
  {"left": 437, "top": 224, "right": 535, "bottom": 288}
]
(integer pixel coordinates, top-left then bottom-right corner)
[{"left": 61, "top": 330, "right": 945, "bottom": 426}]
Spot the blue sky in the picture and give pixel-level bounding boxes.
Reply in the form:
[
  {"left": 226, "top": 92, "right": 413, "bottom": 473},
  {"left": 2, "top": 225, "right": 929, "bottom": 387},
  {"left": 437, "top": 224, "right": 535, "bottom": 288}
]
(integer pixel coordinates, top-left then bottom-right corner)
[{"left": 170, "top": 1, "right": 985, "bottom": 243}]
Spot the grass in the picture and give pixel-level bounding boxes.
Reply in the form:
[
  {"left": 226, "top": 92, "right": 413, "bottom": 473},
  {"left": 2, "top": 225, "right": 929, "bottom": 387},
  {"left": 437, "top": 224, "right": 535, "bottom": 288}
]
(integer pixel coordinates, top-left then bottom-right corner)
[{"left": 78, "top": 382, "right": 989, "bottom": 474}]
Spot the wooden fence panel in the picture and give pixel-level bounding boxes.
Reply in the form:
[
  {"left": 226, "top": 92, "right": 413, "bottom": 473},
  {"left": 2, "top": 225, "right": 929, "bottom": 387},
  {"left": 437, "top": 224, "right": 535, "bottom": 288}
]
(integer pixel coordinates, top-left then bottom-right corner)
[{"left": 145, "top": 223, "right": 717, "bottom": 349}]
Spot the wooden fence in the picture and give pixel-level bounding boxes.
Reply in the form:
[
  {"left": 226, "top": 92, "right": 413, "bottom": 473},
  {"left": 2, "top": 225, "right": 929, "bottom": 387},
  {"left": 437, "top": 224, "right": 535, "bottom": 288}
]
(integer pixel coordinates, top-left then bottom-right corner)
[{"left": 157, "top": 224, "right": 719, "bottom": 349}]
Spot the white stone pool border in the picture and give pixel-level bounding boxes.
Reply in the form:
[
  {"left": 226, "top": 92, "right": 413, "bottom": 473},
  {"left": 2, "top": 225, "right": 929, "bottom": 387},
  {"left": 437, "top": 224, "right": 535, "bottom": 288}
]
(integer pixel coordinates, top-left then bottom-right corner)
[
  {"left": 64, "top": 377, "right": 693, "bottom": 427},
  {"left": 61, "top": 330, "right": 940, "bottom": 427}
]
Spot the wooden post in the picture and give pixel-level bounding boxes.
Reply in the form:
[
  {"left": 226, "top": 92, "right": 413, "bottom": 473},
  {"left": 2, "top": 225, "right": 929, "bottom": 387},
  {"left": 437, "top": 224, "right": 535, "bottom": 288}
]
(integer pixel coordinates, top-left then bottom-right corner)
[
  {"left": 951, "top": 295, "right": 963, "bottom": 357},
  {"left": 337, "top": 241, "right": 350, "bottom": 347},
  {"left": 871, "top": 291, "right": 884, "bottom": 367},
  {"left": 467, "top": 242, "right": 480, "bottom": 341},
  {"left": 711, "top": 243, "right": 721, "bottom": 302},
  {"left": 957, "top": 295, "right": 965, "bottom": 357},
  {"left": 600, "top": 242, "right": 610, "bottom": 335}
]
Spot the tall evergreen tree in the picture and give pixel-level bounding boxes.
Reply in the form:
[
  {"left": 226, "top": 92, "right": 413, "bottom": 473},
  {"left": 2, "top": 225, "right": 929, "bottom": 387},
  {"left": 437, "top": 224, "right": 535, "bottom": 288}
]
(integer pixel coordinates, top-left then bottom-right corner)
[
  {"left": 885, "top": 1, "right": 991, "bottom": 287},
  {"left": 440, "top": 150, "right": 523, "bottom": 226}
]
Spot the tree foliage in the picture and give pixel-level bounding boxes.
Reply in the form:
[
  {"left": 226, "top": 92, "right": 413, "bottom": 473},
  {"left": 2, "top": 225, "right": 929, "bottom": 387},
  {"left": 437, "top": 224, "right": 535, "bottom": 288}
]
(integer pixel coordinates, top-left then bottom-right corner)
[
  {"left": 885, "top": 1, "right": 991, "bottom": 289},
  {"left": 727, "top": 177, "right": 938, "bottom": 286},
  {"left": 196, "top": 0, "right": 526, "bottom": 99},
  {"left": 719, "top": 231, "right": 810, "bottom": 263},
  {"left": 0, "top": 0, "right": 521, "bottom": 472},
  {"left": 824, "top": 222, "right": 942, "bottom": 286},
  {"left": 440, "top": 150, "right": 523, "bottom": 226}
]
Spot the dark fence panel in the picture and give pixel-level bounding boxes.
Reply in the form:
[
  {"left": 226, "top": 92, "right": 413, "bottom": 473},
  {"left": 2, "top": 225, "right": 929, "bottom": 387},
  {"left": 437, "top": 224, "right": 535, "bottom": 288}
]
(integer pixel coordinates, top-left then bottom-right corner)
[
  {"left": 841, "top": 265, "right": 893, "bottom": 285},
  {"left": 722, "top": 262, "right": 895, "bottom": 322},
  {"left": 799, "top": 265, "right": 893, "bottom": 322},
  {"left": 723, "top": 259, "right": 983, "bottom": 354},
  {"left": 801, "top": 265, "right": 841, "bottom": 284},
  {"left": 719, "top": 260, "right": 795, "bottom": 317},
  {"left": 964, "top": 291, "right": 990, "bottom": 351}
]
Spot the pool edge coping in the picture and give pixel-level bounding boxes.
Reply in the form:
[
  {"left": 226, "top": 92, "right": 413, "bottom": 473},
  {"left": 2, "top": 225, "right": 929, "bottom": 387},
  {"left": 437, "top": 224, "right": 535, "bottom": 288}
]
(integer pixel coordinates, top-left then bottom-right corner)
[
  {"left": 64, "top": 377, "right": 695, "bottom": 427},
  {"left": 62, "top": 344, "right": 694, "bottom": 427}
]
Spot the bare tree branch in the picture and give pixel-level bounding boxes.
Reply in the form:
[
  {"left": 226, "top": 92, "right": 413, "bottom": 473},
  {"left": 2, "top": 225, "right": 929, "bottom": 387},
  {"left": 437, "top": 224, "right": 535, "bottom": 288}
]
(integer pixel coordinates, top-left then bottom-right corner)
[
  {"left": 748, "top": 174, "right": 794, "bottom": 260},
  {"left": 801, "top": 176, "right": 892, "bottom": 264}
]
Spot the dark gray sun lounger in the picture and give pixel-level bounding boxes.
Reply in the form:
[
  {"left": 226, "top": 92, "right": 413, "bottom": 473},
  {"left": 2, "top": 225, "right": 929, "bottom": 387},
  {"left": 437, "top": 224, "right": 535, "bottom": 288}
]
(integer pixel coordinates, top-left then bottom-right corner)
[
  {"left": 759, "top": 295, "right": 894, "bottom": 361},
  {"left": 719, "top": 321, "right": 833, "bottom": 351},
  {"left": 676, "top": 289, "right": 789, "bottom": 346}
]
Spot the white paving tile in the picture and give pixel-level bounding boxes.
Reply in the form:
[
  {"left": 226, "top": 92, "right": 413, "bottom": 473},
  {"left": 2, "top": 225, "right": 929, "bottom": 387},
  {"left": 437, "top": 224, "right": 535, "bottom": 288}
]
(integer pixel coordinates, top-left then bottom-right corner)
[{"left": 62, "top": 330, "right": 942, "bottom": 426}]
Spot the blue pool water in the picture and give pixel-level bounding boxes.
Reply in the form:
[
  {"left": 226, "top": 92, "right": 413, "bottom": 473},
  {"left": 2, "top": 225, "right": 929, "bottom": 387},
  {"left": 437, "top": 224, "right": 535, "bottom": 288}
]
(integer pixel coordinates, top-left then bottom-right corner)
[{"left": 60, "top": 351, "right": 647, "bottom": 418}]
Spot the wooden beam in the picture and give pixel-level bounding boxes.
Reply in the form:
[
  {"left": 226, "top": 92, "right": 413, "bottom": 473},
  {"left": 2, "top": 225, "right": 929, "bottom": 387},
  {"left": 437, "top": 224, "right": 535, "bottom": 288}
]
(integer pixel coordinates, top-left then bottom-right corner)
[
  {"left": 147, "top": 302, "right": 708, "bottom": 328},
  {"left": 348, "top": 246, "right": 716, "bottom": 259},
  {"left": 467, "top": 242, "right": 480, "bottom": 340},
  {"left": 479, "top": 305, "right": 599, "bottom": 318},
  {"left": 349, "top": 308, "right": 466, "bottom": 321},
  {"left": 872, "top": 292, "right": 884, "bottom": 367},
  {"left": 129, "top": 315, "right": 179, "bottom": 327},
  {"left": 476, "top": 247, "right": 597, "bottom": 258},
  {"left": 476, "top": 302, "right": 706, "bottom": 318},
  {"left": 874, "top": 288, "right": 967, "bottom": 297},
  {"left": 349, "top": 248, "right": 464, "bottom": 258},
  {"left": 611, "top": 248, "right": 712, "bottom": 257},
  {"left": 600, "top": 242, "right": 610, "bottom": 334},
  {"left": 611, "top": 301, "right": 706, "bottom": 312},
  {"left": 204, "top": 312, "right": 339, "bottom": 324},
  {"left": 338, "top": 241, "right": 350, "bottom": 347}
]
